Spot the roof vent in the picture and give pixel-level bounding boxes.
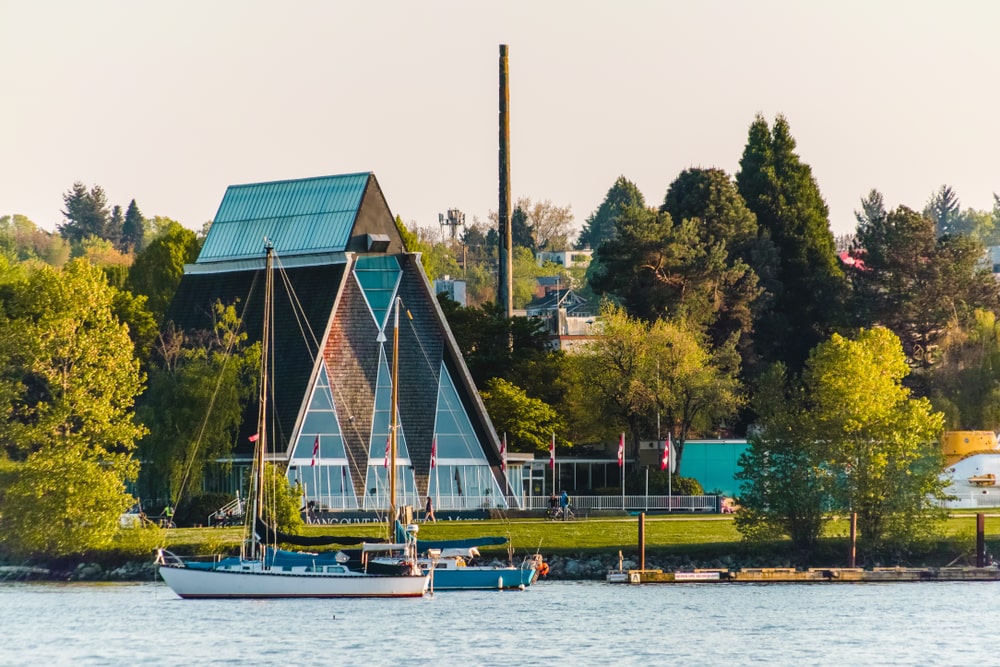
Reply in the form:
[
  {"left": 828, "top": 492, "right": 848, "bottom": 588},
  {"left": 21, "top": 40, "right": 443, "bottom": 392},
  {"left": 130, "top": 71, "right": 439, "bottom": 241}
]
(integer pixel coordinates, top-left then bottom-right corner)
[{"left": 366, "top": 233, "right": 390, "bottom": 252}]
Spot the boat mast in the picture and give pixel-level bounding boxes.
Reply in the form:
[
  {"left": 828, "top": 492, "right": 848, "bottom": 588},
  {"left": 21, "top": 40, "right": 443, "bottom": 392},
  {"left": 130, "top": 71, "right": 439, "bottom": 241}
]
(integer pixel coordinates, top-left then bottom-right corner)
[
  {"left": 389, "top": 296, "right": 401, "bottom": 525},
  {"left": 250, "top": 240, "right": 274, "bottom": 558}
]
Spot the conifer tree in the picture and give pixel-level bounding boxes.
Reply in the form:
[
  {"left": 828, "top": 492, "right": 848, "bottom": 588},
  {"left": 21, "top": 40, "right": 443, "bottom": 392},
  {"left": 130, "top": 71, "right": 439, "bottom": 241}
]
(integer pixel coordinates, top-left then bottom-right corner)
[
  {"left": 121, "top": 199, "right": 146, "bottom": 252},
  {"left": 736, "top": 114, "right": 845, "bottom": 371},
  {"left": 576, "top": 176, "right": 645, "bottom": 250}
]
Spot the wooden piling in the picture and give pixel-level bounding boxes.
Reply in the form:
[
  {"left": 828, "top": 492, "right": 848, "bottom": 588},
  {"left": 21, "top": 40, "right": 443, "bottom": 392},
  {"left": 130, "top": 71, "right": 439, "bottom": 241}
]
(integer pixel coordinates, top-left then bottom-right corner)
[
  {"left": 639, "top": 512, "right": 645, "bottom": 571},
  {"left": 977, "top": 513, "right": 986, "bottom": 568},
  {"left": 849, "top": 512, "right": 857, "bottom": 568}
]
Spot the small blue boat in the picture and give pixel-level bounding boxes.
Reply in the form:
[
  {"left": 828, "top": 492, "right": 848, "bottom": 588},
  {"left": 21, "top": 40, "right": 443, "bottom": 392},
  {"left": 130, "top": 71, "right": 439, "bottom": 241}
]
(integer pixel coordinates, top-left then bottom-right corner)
[
  {"left": 382, "top": 522, "right": 545, "bottom": 591},
  {"left": 420, "top": 547, "right": 542, "bottom": 591}
]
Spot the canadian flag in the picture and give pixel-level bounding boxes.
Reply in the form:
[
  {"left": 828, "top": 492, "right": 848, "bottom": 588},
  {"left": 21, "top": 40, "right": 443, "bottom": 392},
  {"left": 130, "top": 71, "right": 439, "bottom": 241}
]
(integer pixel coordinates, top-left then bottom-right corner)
[
  {"left": 310, "top": 435, "right": 320, "bottom": 467},
  {"left": 248, "top": 433, "right": 259, "bottom": 443},
  {"left": 430, "top": 436, "right": 437, "bottom": 470},
  {"left": 384, "top": 436, "right": 390, "bottom": 469},
  {"left": 500, "top": 433, "right": 507, "bottom": 472},
  {"left": 549, "top": 433, "right": 555, "bottom": 469},
  {"left": 617, "top": 432, "right": 624, "bottom": 467},
  {"left": 661, "top": 433, "right": 671, "bottom": 472}
]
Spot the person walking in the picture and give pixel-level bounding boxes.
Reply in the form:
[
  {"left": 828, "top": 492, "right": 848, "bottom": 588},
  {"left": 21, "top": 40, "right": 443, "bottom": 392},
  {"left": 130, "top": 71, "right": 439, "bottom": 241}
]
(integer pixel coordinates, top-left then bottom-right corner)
[
  {"left": 424, "top": 495, "right": 436, "bottom": 523},
  {"left": 559, "top": 490, "right": 570, "bottom": 520}
]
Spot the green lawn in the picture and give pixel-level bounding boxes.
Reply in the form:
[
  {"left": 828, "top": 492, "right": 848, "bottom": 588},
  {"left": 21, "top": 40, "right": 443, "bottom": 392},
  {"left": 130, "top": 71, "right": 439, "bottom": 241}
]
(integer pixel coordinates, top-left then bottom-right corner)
[{"left": 159, "top": 512, "right": 1000, "bottom": 565}]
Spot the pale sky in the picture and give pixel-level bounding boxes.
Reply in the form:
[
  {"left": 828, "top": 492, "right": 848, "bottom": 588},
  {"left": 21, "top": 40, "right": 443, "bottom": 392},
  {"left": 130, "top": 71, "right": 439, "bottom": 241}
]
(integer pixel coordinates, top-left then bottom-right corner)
[{"left": 3, "top": 1, "right": 999, "bottom": 240}]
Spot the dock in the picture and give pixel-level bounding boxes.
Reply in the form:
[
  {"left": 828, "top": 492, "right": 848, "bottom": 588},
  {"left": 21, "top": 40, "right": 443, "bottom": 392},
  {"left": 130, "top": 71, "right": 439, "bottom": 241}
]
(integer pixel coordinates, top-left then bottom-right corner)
[{"left": 609, "top": 566, "right": 1000, "bottom": 584}]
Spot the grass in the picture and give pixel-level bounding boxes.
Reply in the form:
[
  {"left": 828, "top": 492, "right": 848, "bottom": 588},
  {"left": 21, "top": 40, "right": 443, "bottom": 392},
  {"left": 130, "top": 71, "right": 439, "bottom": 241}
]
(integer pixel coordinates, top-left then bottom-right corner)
[{"left": 153, "top": 512, "right": 1000, "bottom": 566}]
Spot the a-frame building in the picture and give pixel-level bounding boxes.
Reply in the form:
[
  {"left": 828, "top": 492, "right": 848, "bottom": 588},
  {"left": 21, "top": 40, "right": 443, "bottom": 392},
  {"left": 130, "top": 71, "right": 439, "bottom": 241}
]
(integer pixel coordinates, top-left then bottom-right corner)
[{"left": 166, "top": 172, "right": 510, "bottom": 511}]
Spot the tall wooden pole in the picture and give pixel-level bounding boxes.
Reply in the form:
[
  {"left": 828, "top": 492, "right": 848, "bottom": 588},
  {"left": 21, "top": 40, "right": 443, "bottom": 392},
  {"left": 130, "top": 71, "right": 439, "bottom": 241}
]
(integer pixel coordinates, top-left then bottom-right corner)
[
  {"left": 638, "top": 513, "right": 646, "bottom": 571},
  {"left": 977, "top": 513, "right": 986, "bottom": 567},
  {"left": 849, "top": 512, "right": 857, "bottom": 568},
  {"left": 498, "top": 44, "right": 512, "bottom": 318}
]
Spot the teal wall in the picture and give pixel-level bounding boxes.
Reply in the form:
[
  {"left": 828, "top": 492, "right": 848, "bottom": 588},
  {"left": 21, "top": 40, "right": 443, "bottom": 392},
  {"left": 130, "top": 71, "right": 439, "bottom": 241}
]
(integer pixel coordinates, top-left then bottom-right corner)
[{"left": 679, "top": 440, "right": 748, "bottom": 497}]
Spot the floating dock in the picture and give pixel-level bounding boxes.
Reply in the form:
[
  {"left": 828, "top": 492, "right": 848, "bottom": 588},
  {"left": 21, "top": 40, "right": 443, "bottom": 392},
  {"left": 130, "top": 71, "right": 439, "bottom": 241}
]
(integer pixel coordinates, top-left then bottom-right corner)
[{"left": 608, "top": 566, "right": 1000, "bottom": 584}]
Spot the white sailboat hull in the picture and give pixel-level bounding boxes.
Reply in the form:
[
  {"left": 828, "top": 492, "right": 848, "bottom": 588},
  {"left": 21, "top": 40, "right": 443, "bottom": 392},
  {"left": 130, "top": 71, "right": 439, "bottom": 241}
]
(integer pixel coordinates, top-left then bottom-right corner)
[{"left": 158, "top": 563, "right": 429, "bottom": 599}]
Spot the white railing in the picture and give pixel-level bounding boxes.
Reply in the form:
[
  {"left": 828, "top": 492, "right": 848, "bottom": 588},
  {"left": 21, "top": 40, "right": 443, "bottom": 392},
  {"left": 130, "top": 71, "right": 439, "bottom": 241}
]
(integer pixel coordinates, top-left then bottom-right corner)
[
  {"left": 308, "top": 494, "right": 721, "bottom": 514},
  {"left": 936, "top": 493, "right": 1000, "bottom": 509},
  {"left": 521, "top": 495, "right": 719, "bottom": 513}
]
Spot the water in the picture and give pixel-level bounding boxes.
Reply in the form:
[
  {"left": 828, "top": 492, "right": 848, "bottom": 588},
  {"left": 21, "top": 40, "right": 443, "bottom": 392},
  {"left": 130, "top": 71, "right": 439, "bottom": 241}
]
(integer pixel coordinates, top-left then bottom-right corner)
[{"left": 1, "top": 579, "right": 997, "bottom": 666}]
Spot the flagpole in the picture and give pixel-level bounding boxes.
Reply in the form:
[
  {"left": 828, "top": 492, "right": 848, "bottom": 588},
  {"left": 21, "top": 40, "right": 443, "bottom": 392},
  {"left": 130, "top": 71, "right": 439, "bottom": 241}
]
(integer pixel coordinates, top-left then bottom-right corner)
[
  {"left": 620, "top": 432, "right": 625, "bottom": 512},
  {"left": 667, "top": 432, "right": 673, "bottom": 513},
  {"left": 550, "top": 432, "right": 556, "bottom": 495}
]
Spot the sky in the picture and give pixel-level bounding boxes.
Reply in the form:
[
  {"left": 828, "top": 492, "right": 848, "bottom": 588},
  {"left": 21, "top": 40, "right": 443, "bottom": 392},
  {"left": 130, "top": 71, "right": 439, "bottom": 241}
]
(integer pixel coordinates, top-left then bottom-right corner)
[{"left": 3, "top": 1, "right": 999, "bottom": 240}]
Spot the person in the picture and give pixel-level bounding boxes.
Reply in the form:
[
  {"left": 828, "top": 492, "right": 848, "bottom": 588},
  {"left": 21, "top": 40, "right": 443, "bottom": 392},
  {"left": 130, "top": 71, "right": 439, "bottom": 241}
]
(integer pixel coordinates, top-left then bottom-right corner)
[
  {"left": 559, "top": 490, "right": 570, "bottom": 520},
  {"left": 163, "top": 504, "right": 174, "bottom": 528},
  {"left": 425, "top": 495, "right": 436, "bottom": 523},
  {"left": 548, "top": 492, "right": 559, "bottom": 518}
]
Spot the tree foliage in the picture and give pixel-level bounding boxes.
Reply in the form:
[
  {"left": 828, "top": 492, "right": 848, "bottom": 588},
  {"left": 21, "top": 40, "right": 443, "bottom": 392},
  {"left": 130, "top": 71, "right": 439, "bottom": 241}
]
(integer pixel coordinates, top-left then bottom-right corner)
[
  {"left": 125, "top": 221, "right": 200, "bottom": 322},
  {"left": 574, "top": 304, "right": 743, "bottom": 469},
  {"left": 137, "top": 304, "right": 260, "bottom": 503},
  {"left": 577, "top": 176, "right": 646, "bottom": 251},
  {"left": 851, "top": 204, "right": 1000, "bottom": 371},
  {"left": 0, "top": 259, "right": 147, "bottom": 470},
  {"left": 808, "top": 328, "right": 947, "bottom": 553},
  {"left": 736, "top": 114, "right": 845, "bottom": 372},
  {"left": 121, "top": 199, "right": 146, "bottom": 253},
  {"left": 480, "top": 377, "right": 566, "bottom": 453},
  {"left": 0, "top": 444, "right": 138, "bottom": 558},
  {"left": 58, "top": 182, "right": 112, "bottom": 245},
  {"left": 735, "top": 364, "right": 831, "bottom": 551}
]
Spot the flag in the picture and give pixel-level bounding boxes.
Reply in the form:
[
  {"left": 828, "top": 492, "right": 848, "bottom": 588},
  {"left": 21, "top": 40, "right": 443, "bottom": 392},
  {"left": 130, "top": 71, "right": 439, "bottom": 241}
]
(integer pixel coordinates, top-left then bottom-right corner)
[
  {"left": 500, "top": 433, "right": 507, "bottom": 472},
  {"left": 310, "top": 435, "right": 320, "bottom": 467},
  {"left": 549, "top": 433, "right": 555, "bottom": 469},
  {"left": 660, "top": 433, "right": 671, "bottom": 472},
  {"left": 617, "top": 432, "right": 624, "bottom": 467},
  {"left": 430, "top": 436, "right": 437, "bottom": 470},
  {"left": 384, "top": 436, "right": 390, "bottom": 468},
  {"left": 248, "top": 433, "right": 259, "bottom": 443}
]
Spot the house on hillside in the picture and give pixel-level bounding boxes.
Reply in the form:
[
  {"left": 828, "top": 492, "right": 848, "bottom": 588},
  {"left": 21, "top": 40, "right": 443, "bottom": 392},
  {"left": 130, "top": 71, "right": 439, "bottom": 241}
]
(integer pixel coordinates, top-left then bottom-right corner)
[
  {"left": 165, "top": 172, "right": 510, "bottom": 512},
  {"left": 524, "top": 282, "right": 598, "bottom": 352}
]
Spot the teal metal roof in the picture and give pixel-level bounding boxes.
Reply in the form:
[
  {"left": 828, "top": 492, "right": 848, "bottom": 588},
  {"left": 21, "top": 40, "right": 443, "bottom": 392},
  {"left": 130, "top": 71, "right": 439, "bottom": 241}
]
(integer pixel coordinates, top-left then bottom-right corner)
[{"left": 197, "top": 172, "right": 370, "bottom": 263}]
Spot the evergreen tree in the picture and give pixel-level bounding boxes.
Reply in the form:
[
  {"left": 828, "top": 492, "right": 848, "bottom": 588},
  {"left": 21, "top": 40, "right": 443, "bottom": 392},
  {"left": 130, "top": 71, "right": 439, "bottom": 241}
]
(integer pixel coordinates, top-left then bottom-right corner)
[
  {"left": 107, "top": 205, "right": 124, "bottom": 249},
  {"left": 121, "top": 199, "right": 146, "bottom": 252},
  {"left": 924, "top": 185, "right": 962, "bottom": 237},
  {"left": 58, "top": 182, "right": 111, "bottom": 244},
  {"left": 736, "top": 114, "right": 845, "bottom": 372},
  {"left": 576, "top": 176, "right": 645, "bottom": 250}
]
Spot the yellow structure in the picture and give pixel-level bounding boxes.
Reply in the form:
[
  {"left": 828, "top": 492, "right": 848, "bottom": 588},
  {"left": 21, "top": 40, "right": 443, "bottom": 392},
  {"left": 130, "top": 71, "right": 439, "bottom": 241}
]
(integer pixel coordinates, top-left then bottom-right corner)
[{"left": 942, "top": 431, "right": 1000, "bottom": 466}]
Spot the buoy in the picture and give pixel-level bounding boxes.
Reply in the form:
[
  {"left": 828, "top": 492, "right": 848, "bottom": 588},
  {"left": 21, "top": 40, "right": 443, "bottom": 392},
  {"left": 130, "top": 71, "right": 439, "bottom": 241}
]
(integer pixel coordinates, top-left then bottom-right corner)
[{"left": 497, "top": 576, "right": 503, "bottom": 589}]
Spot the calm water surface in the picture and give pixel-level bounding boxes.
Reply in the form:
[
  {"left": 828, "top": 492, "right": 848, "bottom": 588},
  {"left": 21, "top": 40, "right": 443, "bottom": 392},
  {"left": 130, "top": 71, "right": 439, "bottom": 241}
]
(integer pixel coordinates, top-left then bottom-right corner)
[{"left": 1, "top": 579, "right": 996, "bottom": 666}]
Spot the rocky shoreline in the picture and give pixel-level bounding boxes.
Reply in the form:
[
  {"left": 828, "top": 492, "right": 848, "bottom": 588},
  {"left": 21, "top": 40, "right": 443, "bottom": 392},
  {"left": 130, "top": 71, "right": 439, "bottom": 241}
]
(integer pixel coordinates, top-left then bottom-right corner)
[{"left": 0, "top": 552, "right": 765, "bottom": 583}]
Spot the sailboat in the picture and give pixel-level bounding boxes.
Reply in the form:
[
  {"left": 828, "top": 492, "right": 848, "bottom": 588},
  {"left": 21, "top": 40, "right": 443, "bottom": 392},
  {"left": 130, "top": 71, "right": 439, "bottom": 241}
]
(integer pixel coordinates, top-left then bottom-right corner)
[{"left": 155, "top": 242, "right": 429, "bottom": 598}]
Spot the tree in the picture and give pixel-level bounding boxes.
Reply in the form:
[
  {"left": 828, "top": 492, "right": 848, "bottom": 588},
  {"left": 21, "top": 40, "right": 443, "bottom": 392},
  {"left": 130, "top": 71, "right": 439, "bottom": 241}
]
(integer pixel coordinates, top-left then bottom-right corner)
[
  {"left": 735, "top": 363, "right": 832, "bottom": 552},
  {"left": 0, "top": 259, "right": 147, "bottom": 469},
  {"left": 575, "top": 304, "right": 743, "bottom": 469},
  {"left": 930, "top": 309, "right": 1000, "bottom": 430},
  {"left": 125, "top": 221, "right": 200, "bottom": 322},
  {"left": 121, "top": 199, "right": 146, "bottom": 253},
  {"left": 0, "top": 443, "right": 137, "bottom": 558},
  {"left": 518, "top": 197, "right": 575, "bottom": 250},
  {"left": 0, "top": 214, "right": 70, "bottom": 266},
  {"left": 736, "top": 114, "right": 846, "bottom": 372},
  {"left": 806, "top": 327, "right": 947, "bottom": 554},
  {"left": 107, "top": 205, "right": 124, "bottom": 249},
  {"left": 58, "top": 182, "right": 112, "bottom": 244},
  {"left": 660, "top": 167, "right": 771, "bottom": 353},
  {"left": 480, "top": 377, "right": 566, "bottom": 453},
  {"left": 576, "top": 176, "right": 646, "bottom": 250},
  {"left": 850, "top": 205, "right": 1000, "bottom": 371},
  {"left": 137, "top": 304, "right": 260, "bottom": 503},
  {"left": 924, "top": 185, "right": 962, "bottom": 237}
]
